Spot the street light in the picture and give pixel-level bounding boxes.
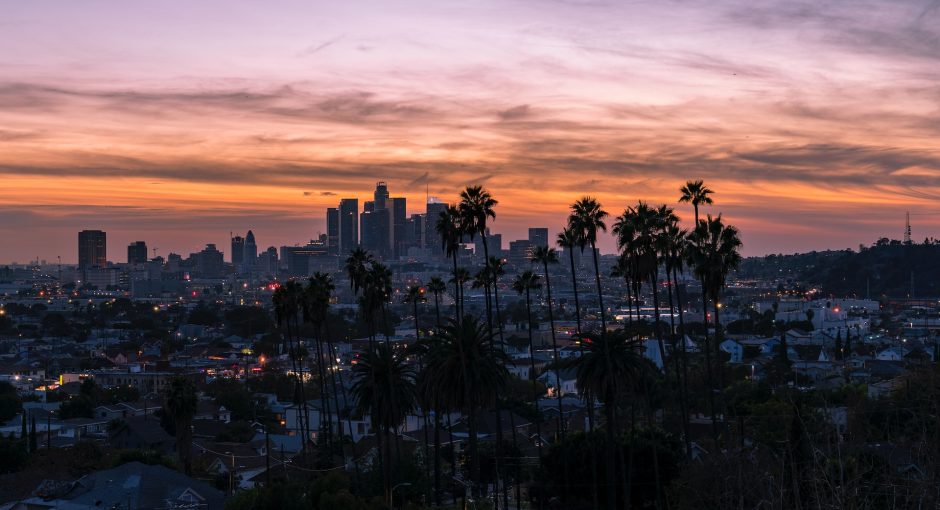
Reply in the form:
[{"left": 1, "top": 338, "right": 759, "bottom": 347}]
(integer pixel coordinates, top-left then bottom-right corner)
[{"left": 391, "top": 482, "right": 412, "bottom": 510}]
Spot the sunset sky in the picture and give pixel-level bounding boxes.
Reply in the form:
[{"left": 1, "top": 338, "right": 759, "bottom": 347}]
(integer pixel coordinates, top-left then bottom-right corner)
[{"left": 2, "top": 0, "right": 939, "bottom": 263}]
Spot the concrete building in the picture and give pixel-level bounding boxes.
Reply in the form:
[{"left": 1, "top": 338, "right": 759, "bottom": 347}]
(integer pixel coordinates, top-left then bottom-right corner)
[
  {"left": 78, "top": 230, "right": 106, "bottom": 269},
  {"left": 127, "top": 241, "right": 148, "bottom": 265},
  {"left": 528, "top": 227, "right": 549, "bottom": 248},
  {"left": 338, "top": 198, "right": 359, "bottom": 256}
]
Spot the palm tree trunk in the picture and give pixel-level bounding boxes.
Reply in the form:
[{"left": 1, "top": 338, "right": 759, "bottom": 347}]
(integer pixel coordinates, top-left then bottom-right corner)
[
  {"left": 525, "top": 289, "right": 544, "bottom": 463},
  {"left": 567, "top": 248, "right": 583, "bottom": 337},
  {"left": 644, "top": 381, "right": 663, "bottom": 510},
  {"left": 669, "top": 269, "right": 693, "bottom": 458},
  {"left": 591, "top": 242, "right": 606, "bottom": 334},
  {"left": 434, "top": 399, "right": 442, "bottom": 506},
  {"left": 542, "top": 261, "right": 565, "bottom": 440},
  {"left": 434, "top": 294, "right": 442, "bottom": 329},
  {"left": 481, "top": 237, "right": 508, "bottom": 510},
  {"left": 700, "top": 279, "right": 719, "bottom": 445},
  {"left": 452, "top": 254, "right": 461, "bottom": 321},
  {"left": 314, "top": 333, "right": 332, "bottom": 459},
  {"left": 605, "top": 400, "right": 617, "bottom": 510},
  {"left": 414, "top": 300, "right": 434, "bottom": 504},
  {"left": 650, "top": 267, "right": 668, "bottom": 370}
]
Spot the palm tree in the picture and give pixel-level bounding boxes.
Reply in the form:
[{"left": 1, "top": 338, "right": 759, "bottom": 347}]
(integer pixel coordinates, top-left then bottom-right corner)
[
  {"left": 679, "top": 180, "right": 714, "bottom": 323},
  {"left": 436, "top": 205, "right": 464, "bottom": 320},
  {"left": 164, "top": 376, "right": 197, "bottom": 475},
  {"left": 512, "top": 270, "right": 545, "bottom": 459},
  {"left": 531, "top": 245, "right": 566, "bottom": 439},
  {"left": 458, "top": 185, "right": 505, "bottom": 506},
  {"left": 427, "top": 276, "right": 447, "bottom": 329},
  {"left": 351, "top": 344, "right": 418, "bottom": 504},
  {"left": 422, "top": 316, "right": 508, "bottom": 496},
  {"left": 662, "top": 221, "right": 694, "bottom": 457},
  {"left": 569, "top": 197, "right": 609, "bottom": 334},
  {"left": 307, "top": 272, "right": 359, "bottom": 469},
  {"left": 557, "top": 227, "right": 584, "bottom": 337},
  {"left": 487, "top": 256, "right": 508, "bottom": 341},
  {"left": 678, "top": 179, "right": 714, "bottom": 226},
  {"left": 345, "top": 247, "right": 374, "bottom": 296},
  {"left": 459, "top": 185, "right": 498, "bottom": 332},
  {"left": 303, "top": 273, "right": 337, "bottom": 458},
  {"left": 691, "top": 214, "right": 743, "bottom": 382},
  {"left": 689, "top": 214, "right": 742, "bottom": 444},
  {"left": 568, "top": 330, "right": 649, "bottom": 510},
  {"left": 360, "top": 262, "right": 393, "bottom": 347},
  {"left": 559, "top": 225, "right": 599, "bottom": 509},
  {"left": 273, "top": 281, "right": 311, "bottom": 456}
]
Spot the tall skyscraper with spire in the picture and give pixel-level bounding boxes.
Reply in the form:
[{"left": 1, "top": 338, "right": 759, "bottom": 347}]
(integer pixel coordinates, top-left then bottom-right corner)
[{"left": 244, "top": 230, "right": 257, "bottom": 269}]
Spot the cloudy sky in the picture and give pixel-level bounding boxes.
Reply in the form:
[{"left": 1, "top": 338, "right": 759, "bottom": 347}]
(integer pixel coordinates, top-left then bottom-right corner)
[{"left": 2, "top": 0, "right": 939, "bottom": 263}]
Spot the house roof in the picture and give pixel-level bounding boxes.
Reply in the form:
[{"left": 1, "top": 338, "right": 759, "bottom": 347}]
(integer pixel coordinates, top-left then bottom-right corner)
[{"left": 50, "top": 462, "right": 225, "bottom": 510}]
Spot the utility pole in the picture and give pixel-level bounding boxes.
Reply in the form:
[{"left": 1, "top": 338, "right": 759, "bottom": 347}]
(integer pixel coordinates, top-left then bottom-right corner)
[{"left": 265, "top": 426, "right": 271, "bottom": 486}]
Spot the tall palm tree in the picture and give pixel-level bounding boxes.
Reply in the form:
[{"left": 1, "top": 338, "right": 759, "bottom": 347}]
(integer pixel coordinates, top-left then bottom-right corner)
[
  {"left": 164, "top": 376, "right": 197, "bottom": 475},
  {"left": 436, "top": 205, "right": 464, "bottom": 320},
  {"left": 678, "top": 179, "right": 714, "bottom": 226},
  {"left": 458, "top": 185, "right": 506, "bottom": 506},
  {"left": 303, "top": 273, "right": 338, "bottom": 459},
  {"left": 679, "top": 180, "right": 714, "bottom": 323},
  {"left": 404, "top": 282, "right": 433, "bottom": 493},
  {"left": 512, "top": 270, "right": 544, "bottom": 459},
  {"left": 351, "top": 344, "right": 418, "bottom": 505},
  {"left": 487, "top": 256, "right": 508, "bottom": 341},
  {"left": 459, "top": 185, "right": 498, "bottom": 333},
  {"left": 307, "top": 272, "right": 359, "bottom": 469},
  {"left": 559, "top": 225, "right": 599, "bottom": 510},
  {"left": 427, "top": 276, "right": 447, "bottom": 329},
  {"left": 273, "top": 281, "right": 310, "bottom": 456},
  {"left": 557, "top": 227, "right": 584, "bottom": 338},
  {"left": 531, "top": 245, "right": 566, "bottom": 439},
  {"left": 568, "top": 330, "right": 649, "bottom": 510},
  {"left": 614, "top": 202, "right": 675, "bottom": 366},
  {"left": 569, "top": 197, "right": 609, "bottom": 334},
  {"left": 662, "top": 221, "right": 694, "bottom": 457},
  {"left": 422, "top": 316, "right": 508, "bottom": 496},
  {"left": 691, "top": 214, "right": 743, "bottom": 383}
]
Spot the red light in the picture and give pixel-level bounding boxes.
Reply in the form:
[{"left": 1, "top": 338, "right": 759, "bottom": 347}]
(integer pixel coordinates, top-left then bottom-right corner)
[{"left": 192, "top": 291, "right": 197, "bottom": 297}]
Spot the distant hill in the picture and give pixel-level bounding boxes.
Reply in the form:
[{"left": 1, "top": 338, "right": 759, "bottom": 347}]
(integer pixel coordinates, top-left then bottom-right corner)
[{"left": 738, "top": 239, "right": 940, "bottom": 298}]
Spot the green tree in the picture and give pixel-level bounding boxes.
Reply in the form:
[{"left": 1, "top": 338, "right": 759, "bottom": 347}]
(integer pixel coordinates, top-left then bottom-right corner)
[
  {"left": 0, "top": 381, "right": 21, "bottom": 421},
  {"left": 568, "top": 330, "right": 650, "bottom": 510},
  {"left": 164, "top": 376, "right": 197, "bottom": 474},
  {"left": 351, "top": 344, "right": 417, "bottom": 504},
  {"left": 421, "top": 316, "right": 508, "bottom": 495}
]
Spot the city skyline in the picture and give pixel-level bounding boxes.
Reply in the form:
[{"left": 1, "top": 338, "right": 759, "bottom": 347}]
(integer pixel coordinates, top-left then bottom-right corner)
[
  {"left": 3, "top": 0, "right": 940, "bottom": 262},
  {"left": 2, "top": 177, "right": 931, "bottom": 265}
]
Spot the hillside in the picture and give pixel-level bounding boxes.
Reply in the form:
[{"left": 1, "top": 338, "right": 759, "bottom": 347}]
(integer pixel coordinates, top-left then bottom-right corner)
[{"left": 738, "top": 239, "right": 940, "bottom": 298}]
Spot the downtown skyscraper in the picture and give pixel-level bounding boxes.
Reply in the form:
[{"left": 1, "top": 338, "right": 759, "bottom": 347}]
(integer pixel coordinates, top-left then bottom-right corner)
[{"left": 78, "top": 230, "right": 107, "bottom": 269}]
